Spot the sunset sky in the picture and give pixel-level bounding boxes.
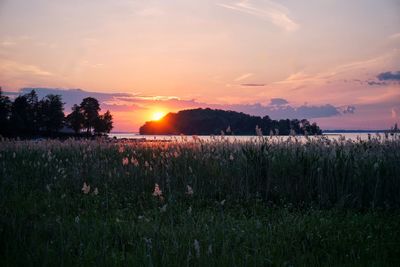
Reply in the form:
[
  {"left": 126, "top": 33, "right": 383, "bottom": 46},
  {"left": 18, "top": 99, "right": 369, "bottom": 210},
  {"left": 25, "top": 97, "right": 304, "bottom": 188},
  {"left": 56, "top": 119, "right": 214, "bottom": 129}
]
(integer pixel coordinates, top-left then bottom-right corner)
[{"left": 1, "top": 0, "right": 399, "bottom": 132}]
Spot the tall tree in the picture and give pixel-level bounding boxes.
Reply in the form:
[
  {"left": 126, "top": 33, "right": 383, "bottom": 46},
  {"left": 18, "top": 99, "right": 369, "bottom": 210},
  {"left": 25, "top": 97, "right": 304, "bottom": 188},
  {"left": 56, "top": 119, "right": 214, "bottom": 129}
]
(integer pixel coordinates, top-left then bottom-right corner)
[
  {"left": 25, "top": 90, "right": 40, "bottom": 134},
  {"left": 66, "top": 104, "right": 84, "bottom": 134},
  {"left": 94, "top": 110, "right": 113, "bottom": 134},
  {"left": 10, "top": 95, "right": 30, "bottom": 135},
  {"left": 0, "top": 87, "right": 12, "bottom": 135},
  {"left": 39, "top": 94, "right": 65, "bottom": 134},
  {"left": 80, "top": 97, "right": 100, "bottom": 134}
]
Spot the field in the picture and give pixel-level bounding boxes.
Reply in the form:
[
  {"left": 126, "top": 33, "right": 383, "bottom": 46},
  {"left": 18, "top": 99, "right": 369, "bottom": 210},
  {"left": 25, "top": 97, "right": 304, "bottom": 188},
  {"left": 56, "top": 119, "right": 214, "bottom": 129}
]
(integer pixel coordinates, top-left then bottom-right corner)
[{"left": 1, "top": 136, "right": 400, "bottom": 266}]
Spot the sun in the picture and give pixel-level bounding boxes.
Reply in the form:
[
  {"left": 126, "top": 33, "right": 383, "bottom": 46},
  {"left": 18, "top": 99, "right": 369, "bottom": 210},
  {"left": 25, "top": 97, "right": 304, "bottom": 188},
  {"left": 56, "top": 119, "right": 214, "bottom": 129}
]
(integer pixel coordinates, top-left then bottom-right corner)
[{"left": 151, "top": 111, "right": 166, "bottom": 121}]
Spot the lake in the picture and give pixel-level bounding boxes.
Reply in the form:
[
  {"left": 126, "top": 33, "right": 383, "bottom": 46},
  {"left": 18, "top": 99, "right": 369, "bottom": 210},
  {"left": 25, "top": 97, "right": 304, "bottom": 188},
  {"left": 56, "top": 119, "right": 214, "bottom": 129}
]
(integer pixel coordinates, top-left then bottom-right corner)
[{"left": 108, "top": 132, "right": 396, "bottom": 142}]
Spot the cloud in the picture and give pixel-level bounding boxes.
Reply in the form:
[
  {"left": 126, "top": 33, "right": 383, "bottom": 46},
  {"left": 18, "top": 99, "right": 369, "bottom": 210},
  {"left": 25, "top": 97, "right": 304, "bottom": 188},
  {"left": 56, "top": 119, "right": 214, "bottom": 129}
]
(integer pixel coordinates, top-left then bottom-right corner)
[
  {"left": 269, "top": 98, "right": 288, "bottom": 105},
  {"left": 340, "top": 105, "right": 356, "bottom": 114},
  {"left": 389, "top": 33, "right": 400, "bottom": 40},
  {"left": 234, "top": 73, "right": 253, "bottom": 81},
  {"left": 6, "top": 88, "right": 134, "bottom": 112},
  {"left": 0, "top": 59, "right": 52, "bottom": 76},
  {"left": 366, "top": 81, "right": 387, "bottom": 86},
  {"left": 1, "top": 41, "right": 16, "bottom": 47},
  {"left": 217, "top": 0, "right": 299, "bottom": 31},
  {"left": 377, "top": 71, "right": 400, "bottom": 81},
  {"left": 241, "top": 83, "right": 265, "bottom": 87}
]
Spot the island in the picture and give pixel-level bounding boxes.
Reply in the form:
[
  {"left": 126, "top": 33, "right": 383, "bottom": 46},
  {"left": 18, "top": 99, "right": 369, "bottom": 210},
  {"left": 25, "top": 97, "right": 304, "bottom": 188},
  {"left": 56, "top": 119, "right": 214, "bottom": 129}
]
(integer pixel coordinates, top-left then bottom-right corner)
[{"left": 139, "top": 108, "right": 322, "bottom": 135}]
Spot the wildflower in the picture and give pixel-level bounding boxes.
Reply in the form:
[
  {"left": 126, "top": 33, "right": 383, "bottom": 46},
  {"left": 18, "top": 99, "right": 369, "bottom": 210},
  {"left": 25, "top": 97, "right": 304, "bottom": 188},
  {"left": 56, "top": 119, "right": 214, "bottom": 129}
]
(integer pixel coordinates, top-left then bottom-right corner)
[
  {"left": 374, "top": 162, "right": 379, "bottom": 170},
  {"left": 220, "top": 199, "right": 226, "bottom": 206},
  {"left": 152, "top": 183, "right": 162, "bottom": 197},
  {"left": 131, "top": 157, "right": 139, "bottom": 167},
  {"left": 186, "top": 185, "right": 194, "bottom": 196},
  {"left": 159, "top": 204, "right": 167, "bottom": 213},
  {"left": 207, "top": 244, "right": 213, "bottom": 255},
  {"left": 194, "top": 239, "right": 200, "bottom": 258},
  {"left": 93, "top": 187, "right": 99, "bottom": 195},
  {"left": 122, "top": 157, "right": 129, "bottom": 166},
  {"left": 75, "top": 216, "right": 80, "bottom": 223},
  {"left": 173, "top": 151, "right": 179, "bottom": 158},
  {"left": 118, "top": 146, "right": 124, "bottom": 153},
  {"left": 82, "top": 182, "right": 90, "bottom": 194},
  {"left": 229, "top": 154, "right": 234, "bottom": 161},
  {"left": 145, "top": 161, "right": 150, "bottom": 168}
]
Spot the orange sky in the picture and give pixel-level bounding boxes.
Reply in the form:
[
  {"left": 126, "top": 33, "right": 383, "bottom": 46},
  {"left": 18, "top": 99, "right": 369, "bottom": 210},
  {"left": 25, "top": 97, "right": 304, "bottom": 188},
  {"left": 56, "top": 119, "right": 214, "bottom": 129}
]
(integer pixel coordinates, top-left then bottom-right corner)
[{"left": 1, "top": 0, "right": 399, "bottom": 131}]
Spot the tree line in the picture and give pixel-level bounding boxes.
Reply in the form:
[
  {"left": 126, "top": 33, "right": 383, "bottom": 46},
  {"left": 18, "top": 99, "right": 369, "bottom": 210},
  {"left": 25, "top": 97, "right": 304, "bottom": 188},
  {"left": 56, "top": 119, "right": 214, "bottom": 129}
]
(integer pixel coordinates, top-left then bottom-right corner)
[
  {"left": 140, "top": 108, "right": 322, "bottom": 135},
  {"left": 0, "top": 88, "right": 113, "bottom": 138}
]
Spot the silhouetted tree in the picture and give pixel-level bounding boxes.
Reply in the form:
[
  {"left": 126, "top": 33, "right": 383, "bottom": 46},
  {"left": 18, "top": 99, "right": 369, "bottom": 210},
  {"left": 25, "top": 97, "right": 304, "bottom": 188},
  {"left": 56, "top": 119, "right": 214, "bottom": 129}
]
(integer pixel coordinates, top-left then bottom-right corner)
[
  {"left": 0, "top": 87, "right": 12, "bottom": 136},
  {"left": 66, "top": 104, "right": 84, "bottom": 134},
  {"left": 25, "top": 90, "right": 40, "bottom": 134},
  {"left": 139, "top": 108, "right": 323, "bottom": 135},
  {"left": 39, "top": 94, "right": 65, "bottom": 134},
  {"left": 10, "top": 95, "right": 30, "bottom": 136},
  {"left": 80, "top": 97, "right": 100, "bottom": 134},
  {"left": 94, "top": 110, "right": 113, "bottom": 134}
]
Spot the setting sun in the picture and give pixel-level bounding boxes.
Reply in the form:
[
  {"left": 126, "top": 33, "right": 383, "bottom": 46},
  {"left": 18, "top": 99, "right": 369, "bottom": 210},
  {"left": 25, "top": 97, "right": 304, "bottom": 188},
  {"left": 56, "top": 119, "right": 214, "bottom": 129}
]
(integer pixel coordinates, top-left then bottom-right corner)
[{"left": 151, "top": 111, "right": 166, "bottom": 121}]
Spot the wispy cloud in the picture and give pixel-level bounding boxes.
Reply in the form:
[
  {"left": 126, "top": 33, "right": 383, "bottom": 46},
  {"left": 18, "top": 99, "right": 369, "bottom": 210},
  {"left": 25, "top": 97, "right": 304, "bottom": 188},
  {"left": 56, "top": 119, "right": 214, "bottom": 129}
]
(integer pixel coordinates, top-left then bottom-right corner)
[
  {"left": 0, "top": 59, "right": 52, "bottom": 76},
  {"left": 234, "top": 73, "right": 253, "bottom": 81},
  {"left": 217, "top": 0, "right": 299, "bottom": 31},
  {"left": 1, "top": 41, "right": 16, "bottom": 47},
  {"left": 241, "top": 83, "right": 265, "bottom": 87},
  {"left": 377, "top": 71, "right": 400, "bottom": 81}
]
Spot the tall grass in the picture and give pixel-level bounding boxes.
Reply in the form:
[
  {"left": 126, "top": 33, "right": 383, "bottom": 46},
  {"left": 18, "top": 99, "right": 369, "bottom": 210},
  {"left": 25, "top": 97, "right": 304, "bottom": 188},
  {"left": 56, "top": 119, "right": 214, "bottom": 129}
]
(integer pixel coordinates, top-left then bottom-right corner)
[{"left": 0, "top": 136, "right": 399, "bottom": 265}]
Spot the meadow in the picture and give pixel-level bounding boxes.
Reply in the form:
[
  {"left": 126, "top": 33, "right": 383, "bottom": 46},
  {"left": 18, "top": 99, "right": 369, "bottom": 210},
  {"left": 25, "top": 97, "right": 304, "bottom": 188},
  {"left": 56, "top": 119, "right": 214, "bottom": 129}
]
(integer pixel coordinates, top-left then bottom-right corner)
[{"left": 0, "top": 135, "right": 399, "bottom": 266}]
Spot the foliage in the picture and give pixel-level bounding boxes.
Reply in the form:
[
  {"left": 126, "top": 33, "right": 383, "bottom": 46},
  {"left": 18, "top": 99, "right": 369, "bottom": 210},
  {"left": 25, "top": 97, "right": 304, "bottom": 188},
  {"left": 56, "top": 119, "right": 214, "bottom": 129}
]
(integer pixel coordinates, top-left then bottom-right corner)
[
  {"left": 94, "top": 110, "right": 113, "bottom": 134},
  {"left": 66, "top": 104, "right": 84, "bottom": 134},
  {"left": 0, "top": 87, "right": 12, "bottom": 135},
  {"left": 80, "top": 97, "right": 101, "bottom": 134},
  {"left": 139, "top": 108, "right": 322, "bottom": 135},
  {"left": 0, "top": 90, "right": 113, "bottom": 137},
  {"left": 0, "top": 137, "right": 399, "bottom": 266},
  {"left": 38, "top": 94, "right": 65, "bottom": 134}
]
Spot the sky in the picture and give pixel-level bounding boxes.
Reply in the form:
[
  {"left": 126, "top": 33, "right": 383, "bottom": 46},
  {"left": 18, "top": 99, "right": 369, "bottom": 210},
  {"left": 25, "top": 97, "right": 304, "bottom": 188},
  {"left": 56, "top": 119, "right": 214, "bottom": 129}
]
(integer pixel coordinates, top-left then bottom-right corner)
[{"left": 0, "top": 0, "right": 399, "bottom": 132}]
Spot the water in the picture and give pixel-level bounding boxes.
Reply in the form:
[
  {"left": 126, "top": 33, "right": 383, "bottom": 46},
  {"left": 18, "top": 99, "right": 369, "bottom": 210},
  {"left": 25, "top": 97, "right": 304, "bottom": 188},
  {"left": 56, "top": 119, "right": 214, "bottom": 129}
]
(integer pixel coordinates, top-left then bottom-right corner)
[{"left": 109, "top": 132, "right": 396, "bottom": 142}]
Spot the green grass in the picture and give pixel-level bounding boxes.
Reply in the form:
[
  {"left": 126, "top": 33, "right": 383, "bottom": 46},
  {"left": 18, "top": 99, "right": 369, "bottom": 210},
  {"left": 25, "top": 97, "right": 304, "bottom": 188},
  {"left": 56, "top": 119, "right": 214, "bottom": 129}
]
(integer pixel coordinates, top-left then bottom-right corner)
[{"left": 0, "top": 136, "right": 399, "bottom": 266}]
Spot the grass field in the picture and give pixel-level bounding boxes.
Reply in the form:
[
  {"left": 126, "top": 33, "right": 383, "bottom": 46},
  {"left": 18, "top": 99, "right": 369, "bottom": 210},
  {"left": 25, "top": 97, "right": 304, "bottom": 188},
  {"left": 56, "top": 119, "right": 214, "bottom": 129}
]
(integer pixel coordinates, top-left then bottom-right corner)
[{"left": 1, "top": 136, "right": 399, "bottom": 266}]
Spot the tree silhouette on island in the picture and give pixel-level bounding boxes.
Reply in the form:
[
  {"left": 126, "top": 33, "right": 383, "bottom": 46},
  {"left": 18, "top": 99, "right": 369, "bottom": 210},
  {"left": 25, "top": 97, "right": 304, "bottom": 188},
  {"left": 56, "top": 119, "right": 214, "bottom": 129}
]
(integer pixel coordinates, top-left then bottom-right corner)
[{"left": 139, "top": 108, "right": 322, "bottom": 136}]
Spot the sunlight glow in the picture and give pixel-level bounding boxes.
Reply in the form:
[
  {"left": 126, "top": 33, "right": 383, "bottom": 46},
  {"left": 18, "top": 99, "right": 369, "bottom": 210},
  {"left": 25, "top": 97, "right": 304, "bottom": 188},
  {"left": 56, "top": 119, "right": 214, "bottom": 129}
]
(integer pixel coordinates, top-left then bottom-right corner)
[{"left": 151, "top": 111, "right": 166, "bottom": 121}]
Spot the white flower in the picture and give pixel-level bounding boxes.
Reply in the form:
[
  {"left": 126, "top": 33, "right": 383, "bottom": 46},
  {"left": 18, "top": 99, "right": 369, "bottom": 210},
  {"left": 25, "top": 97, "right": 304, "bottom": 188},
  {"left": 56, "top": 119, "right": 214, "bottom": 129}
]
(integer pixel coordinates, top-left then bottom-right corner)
[
  {"left": 152, "top": 183, "right": 162, "bottom": 197},
  {"left": 186, "top": 185, "right": 194, "bottom": 196},
  {"left": 81, "top": 182, "right": 90, "bottom": 194},
  {"left": 194, "top": 239, "right": 200, "bottom": 258},
  {"left": 207, "top": 244, "right": 213, "bottom": 255},
  {"left": 75, "top": 216, "right": 80, "bottom": 223},
  {"left": 159, "top": 204, "right": 167, "bottom": 213},
  {"left": 93, "top": 187, "right": 99, "bottom": 195}
]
